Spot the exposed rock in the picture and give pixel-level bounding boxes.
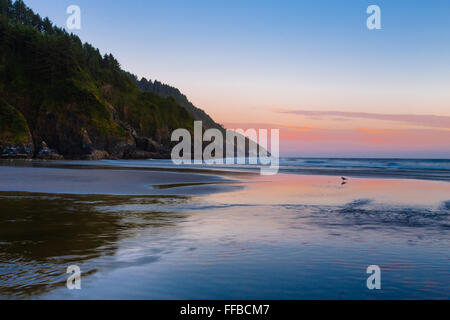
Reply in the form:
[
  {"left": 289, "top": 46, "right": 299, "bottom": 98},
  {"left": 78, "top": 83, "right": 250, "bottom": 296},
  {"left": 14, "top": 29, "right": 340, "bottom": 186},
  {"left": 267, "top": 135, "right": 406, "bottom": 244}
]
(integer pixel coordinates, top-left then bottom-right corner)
[
  {"left": 1, "top": 144, "right": 34, "bottom": 159},
  {"left": 81, "top": 128, "right": 94, "bottom": 153},
  {"left": 108, "top": 137, "right": 136, "bottom": 158},
  {"left": 134, "top": 136, "right": 164, "bottom": 153},
  {"left": 35, "top": 141, "right": 64, "bottom": 160},
  {"left": 81, "top": 150, "right": 110, "bottom": 160}
]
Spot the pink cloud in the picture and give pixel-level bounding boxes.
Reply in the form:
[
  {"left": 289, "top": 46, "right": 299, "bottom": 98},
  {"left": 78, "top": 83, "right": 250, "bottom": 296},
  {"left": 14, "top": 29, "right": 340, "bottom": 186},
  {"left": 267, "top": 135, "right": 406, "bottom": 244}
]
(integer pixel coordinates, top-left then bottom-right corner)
[{"left": 273, "top": 109, "right": 450, "bottom": 129}]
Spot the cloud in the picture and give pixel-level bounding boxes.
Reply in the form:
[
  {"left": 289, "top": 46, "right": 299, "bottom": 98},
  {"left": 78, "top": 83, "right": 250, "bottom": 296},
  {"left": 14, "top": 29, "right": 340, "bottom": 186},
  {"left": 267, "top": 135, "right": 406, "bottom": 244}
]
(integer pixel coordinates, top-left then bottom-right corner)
[{"left": 273, "top": 109, "right": 450, "bottom": 129}]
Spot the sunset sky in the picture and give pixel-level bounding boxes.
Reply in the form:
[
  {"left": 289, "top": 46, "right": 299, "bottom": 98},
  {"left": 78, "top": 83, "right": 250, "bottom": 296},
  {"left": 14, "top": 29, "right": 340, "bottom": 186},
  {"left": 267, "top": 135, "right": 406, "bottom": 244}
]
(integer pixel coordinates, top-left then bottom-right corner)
[{"left": 26, "top": 0, "right": 450, "bottom": 157}]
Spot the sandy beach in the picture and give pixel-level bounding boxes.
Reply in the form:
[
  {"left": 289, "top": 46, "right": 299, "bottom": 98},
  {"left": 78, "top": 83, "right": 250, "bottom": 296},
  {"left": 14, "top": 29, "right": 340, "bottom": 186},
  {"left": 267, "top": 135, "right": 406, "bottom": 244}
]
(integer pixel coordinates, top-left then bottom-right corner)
[
  {"left": 0, "top": 162, "right": 248, "bottom": 196},
  {"left": 0, "top": 160, "right": 449, "bottom": 299}
]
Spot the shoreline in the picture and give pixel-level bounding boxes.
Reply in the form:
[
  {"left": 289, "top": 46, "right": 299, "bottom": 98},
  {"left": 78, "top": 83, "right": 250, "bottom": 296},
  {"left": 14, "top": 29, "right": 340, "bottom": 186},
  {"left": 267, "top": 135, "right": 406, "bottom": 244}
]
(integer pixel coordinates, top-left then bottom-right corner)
[
  {"left": 1, "top": 158, "right": 450, "bottom": 183},
  {"left": 0, "top": 164, "right": 247, "bottom": 196}
]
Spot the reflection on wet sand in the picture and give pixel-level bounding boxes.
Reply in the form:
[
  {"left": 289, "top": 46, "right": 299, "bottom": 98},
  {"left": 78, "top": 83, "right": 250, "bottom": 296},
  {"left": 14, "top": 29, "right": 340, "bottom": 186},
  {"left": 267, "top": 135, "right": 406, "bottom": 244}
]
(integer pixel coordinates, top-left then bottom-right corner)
[
  {"left": 0, "top": 162, "right": 449, "bottom": 299},
  {"left": 0, "top": 193, "right": 189, "bottom": 298},
  {"left": 208, "top": 173, "right": 450, "bottom": 207}
]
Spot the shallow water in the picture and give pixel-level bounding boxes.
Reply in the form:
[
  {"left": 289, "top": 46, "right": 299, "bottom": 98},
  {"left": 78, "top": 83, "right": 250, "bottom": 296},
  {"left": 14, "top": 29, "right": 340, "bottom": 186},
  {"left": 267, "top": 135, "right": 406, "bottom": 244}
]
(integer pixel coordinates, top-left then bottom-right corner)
[{"left": 0, "top": 163, "right": 448, "bottom": 299}]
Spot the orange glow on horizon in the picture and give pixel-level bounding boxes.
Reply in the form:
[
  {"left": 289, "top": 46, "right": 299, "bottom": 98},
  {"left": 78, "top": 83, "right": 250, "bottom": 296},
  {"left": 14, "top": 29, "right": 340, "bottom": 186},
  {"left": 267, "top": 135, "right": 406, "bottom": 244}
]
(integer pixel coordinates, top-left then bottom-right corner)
[{"left": 223, "top": 121, "right": 450, "bottom": 156}]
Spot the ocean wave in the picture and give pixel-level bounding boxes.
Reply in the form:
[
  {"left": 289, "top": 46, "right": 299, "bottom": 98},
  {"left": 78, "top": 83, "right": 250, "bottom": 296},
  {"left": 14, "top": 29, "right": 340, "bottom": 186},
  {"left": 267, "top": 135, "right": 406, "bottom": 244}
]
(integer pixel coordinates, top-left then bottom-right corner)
[{"left": 277, "top": 200, "right": 450, "bottom": 232}]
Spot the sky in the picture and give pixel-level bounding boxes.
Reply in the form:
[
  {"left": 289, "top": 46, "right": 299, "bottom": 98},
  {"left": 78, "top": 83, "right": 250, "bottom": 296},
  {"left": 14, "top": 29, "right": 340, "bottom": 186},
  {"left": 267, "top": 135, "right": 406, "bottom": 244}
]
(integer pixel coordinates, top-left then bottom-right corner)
[{"left": 24, "top": 0, "right": 450, "bottom": 157}]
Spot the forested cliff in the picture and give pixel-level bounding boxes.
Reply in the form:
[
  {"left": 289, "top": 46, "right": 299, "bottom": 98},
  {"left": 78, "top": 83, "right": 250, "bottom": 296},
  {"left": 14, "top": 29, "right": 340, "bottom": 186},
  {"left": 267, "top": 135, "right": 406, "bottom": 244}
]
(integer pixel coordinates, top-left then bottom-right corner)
[{"left": 0, "top": 0, "right": 225, "bottom": 159}]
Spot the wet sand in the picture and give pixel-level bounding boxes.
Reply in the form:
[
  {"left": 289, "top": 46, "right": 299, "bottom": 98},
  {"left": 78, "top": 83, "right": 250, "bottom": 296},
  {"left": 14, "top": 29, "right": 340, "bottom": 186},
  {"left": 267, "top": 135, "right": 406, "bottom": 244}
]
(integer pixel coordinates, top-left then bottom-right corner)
[
  {"left": 0, "top": 165, "right": 245, "bottom": 196},
  {"left": 0, "top": 160, "right": 449, "bottom": 299}
]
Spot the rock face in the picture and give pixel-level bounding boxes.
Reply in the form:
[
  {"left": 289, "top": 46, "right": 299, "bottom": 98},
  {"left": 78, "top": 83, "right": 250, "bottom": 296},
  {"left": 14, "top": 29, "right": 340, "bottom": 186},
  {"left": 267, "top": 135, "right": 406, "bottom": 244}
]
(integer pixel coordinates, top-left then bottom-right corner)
[
  {"left": 0, "top": 99, "right": 34, "bottom": 159},
  {"left": 1, "top": 144, "right": 34, "bottom": 158},
  {"left": 35, "top": 141, "right": 64, "bottom": 160},
  {"left": 81, "top": 150, "right": 110, "bottom": 161}
]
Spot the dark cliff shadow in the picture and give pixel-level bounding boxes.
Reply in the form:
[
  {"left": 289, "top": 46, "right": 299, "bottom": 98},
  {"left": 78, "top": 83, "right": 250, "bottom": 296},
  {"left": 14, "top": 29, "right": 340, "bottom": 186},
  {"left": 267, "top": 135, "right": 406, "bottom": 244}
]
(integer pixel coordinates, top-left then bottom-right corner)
[{"left": 0, "top": 192, "right": 190, "bottom": 298}]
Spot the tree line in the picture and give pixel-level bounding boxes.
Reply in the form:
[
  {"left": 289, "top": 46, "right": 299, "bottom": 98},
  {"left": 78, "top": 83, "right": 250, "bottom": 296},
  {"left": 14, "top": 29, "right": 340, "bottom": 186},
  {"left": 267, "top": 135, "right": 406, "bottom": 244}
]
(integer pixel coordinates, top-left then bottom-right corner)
[{"left": 0, "top": 0, "right": 125, "bottom": 87}]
